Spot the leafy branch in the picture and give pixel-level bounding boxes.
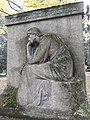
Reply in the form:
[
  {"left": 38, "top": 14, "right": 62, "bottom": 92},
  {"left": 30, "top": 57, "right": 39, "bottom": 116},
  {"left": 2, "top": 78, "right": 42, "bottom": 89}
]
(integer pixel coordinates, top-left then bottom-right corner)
[
  {"left": 6, "top": 0, "right": 23, "bottom": 12},
  {"left": 0, "top": 8, "right": 10, "bottom": 15}
]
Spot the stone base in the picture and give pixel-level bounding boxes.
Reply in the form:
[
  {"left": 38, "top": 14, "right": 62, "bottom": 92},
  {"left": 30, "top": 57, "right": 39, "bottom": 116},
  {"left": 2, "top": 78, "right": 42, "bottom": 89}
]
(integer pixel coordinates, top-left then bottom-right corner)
[
  {"left": 0, "top": 107, "right": 73, "bottom": 120},
  {"left": 0, "top": 79, "right": 87, "bottom": 120},
  {"left": 0, "top": 78, "right": 87, "bottom": 120},
  {"left": 0, "top": 107, "right": 90, "bottom": 120},
  {"left": 18, "top": 78, "right": 85, "bottom": 112}
]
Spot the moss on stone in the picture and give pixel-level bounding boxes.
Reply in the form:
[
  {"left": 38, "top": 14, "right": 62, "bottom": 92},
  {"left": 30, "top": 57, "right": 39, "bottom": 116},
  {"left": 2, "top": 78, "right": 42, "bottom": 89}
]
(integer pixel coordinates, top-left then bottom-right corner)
[
  {"left": 0, "top": 85, "right": 18, "bottom": 107},
  {"left": 74, "top": 101, "right": 90, "bottom": 118}
]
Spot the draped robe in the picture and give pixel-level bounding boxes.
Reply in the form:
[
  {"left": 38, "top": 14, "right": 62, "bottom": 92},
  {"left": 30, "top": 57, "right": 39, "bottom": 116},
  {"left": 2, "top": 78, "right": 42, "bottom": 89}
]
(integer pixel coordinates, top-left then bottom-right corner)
[{"left": 17, "top": 34, "right": 73, "bottom": 108}]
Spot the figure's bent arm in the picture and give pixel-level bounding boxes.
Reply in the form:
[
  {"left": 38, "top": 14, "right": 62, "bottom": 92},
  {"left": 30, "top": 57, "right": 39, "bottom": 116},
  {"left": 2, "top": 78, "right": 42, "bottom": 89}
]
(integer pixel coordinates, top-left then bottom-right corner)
[{"left": 31, "top": 40, "right": 50, "bottom": 64}]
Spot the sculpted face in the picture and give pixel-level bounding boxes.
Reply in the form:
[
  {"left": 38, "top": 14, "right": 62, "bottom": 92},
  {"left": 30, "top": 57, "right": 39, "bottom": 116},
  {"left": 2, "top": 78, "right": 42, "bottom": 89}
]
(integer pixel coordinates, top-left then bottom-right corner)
[
  {"left": 27, "top": 27, "right": 43, "bottom": 44},
  {"left": 27, "top": 32, "right": 40, "bottom": 44}
]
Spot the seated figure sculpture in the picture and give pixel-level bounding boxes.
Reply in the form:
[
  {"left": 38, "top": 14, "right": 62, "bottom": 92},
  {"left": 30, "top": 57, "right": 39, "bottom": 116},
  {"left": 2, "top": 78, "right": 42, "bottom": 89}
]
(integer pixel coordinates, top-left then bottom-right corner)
[{"left": 17, "top": 27, "right": 73, "bottom": 109}]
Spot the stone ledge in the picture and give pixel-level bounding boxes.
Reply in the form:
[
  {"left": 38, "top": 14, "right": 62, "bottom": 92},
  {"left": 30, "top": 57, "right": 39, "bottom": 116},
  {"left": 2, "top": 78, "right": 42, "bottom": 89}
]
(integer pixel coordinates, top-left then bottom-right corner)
[
  {"left": 0, "top": 107, "right": 73, "bottom": 120},
  {"left": 0, "top": 107, "right": 90, "bottom": 120},
  {"left": 5, "top": 2, "right": 84, "bottom": 26}
]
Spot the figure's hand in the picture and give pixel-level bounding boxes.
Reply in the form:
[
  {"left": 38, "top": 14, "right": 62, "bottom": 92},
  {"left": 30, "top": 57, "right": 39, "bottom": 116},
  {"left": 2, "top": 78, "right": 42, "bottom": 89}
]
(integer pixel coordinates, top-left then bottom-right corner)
[{"left": 27, "top": 41, "right": 31, "bottom": 47}]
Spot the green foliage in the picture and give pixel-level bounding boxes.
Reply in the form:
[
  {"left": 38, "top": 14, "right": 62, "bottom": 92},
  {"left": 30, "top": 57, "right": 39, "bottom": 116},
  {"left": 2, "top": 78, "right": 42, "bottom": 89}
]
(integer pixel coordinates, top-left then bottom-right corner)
[
  {"left": 0, "top": 0, "right": 9, "bottom": 16},
  {"left": 0, "top": 33, "right": 7, "bottom": 73},
  {"left": 74, "top": 101, "right": 90, "bottom": 118},
  {"left": 0, "top": 0, "right": 75, "bottom": 16},
  {"left": 0, "top": 16, "right": 7, "bottom": 73},
  {"left": 0, "top": 16, "right": 7, "bottom": 34},
  {"left": 25, "top": 0, "right": 75, "bottom": 12}
]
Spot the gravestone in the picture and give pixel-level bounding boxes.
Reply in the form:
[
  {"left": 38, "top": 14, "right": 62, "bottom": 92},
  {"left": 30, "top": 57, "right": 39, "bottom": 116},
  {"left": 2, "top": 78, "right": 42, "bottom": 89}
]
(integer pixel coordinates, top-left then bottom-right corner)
[{"left": 0, "top": 2, "right": 89, "bottom": 120}]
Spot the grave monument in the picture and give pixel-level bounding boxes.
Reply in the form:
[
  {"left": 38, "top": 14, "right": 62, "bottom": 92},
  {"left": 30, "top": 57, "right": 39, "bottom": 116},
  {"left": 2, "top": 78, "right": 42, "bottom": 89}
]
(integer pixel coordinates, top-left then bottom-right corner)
[{"left": 0, "top": 1, "right": 89, "bottom": 120}]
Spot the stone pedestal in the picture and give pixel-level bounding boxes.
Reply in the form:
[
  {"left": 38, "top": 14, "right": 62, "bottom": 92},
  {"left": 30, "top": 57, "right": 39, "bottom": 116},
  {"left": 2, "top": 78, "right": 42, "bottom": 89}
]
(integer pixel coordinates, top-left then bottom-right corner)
[
  {"left": 0, "top": 79, "right": 87, "bottom": 120},
  {"left": 18, "top": 78, "right": 85, "bottom": 112},
  {"left": 0, "top": 106, "right": 90, "bottom": 120}
]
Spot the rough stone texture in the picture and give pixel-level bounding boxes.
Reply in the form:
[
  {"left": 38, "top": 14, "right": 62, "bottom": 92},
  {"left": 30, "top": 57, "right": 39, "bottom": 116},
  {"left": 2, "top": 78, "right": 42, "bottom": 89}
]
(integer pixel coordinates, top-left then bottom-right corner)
[
  {"left": 3, "top": 2, "right": 87, "bottom": 120},
  {"left": 6, "top": 2, "right": 85, "bottom": 88},
  {"left": 18, "top": 77, "right": 85, "bottom": 111},
  {"left": 0, "top": 107, "right": 90, "bottom": 120}
]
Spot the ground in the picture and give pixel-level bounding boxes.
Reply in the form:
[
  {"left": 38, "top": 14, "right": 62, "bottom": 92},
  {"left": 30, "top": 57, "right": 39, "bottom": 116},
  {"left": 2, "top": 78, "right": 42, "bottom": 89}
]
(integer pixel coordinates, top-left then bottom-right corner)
[
  {"left": 0, "top": 77, "right": 7, "bottom": 94},
  {"left": 86, "top": 72, "right": 90, "bottom": 103}
]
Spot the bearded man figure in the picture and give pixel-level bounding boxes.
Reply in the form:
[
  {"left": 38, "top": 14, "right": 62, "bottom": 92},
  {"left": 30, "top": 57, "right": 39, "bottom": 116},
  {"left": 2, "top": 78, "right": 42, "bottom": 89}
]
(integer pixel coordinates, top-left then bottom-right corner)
[{"left": 17, "top": 27, "right": 73, "bottom": 109}]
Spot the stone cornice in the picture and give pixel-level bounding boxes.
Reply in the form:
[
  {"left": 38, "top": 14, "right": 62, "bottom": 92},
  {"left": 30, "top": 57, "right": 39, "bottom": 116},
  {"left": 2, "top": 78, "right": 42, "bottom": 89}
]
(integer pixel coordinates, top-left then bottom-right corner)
[{"left": 5, "top": 2, "right": 84, "bottom": 26}]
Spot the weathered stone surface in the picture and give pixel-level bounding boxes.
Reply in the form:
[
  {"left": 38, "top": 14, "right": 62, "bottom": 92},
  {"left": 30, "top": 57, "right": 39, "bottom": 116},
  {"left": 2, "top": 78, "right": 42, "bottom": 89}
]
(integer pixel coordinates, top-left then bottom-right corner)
[
  {"left": 17, "top": 27, "right": 74, "bottom": 109},
  {"left": 2, "top": 1, "right": 87, "bottom": 120},
  {"left": 18, "top": 77, "right": 85, "bottom": 112},
  {"left": 6, "top": 2, "right": 85, "bottom": 88},
  {"left": 0, "top": 80, "right": 86, "bottom": 120},
  {"left": 7, "top": 15, "right": 85, "bottom": 87},
  {"left": 0, "top": 107, "right": 90, "bottom": 120}
]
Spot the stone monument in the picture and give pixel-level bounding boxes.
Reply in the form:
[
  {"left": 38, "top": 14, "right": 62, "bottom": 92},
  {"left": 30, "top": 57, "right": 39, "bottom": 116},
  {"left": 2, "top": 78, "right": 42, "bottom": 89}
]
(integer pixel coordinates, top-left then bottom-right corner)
[{"left": 0, "top": 2, "right": 89, "bottom": 120}]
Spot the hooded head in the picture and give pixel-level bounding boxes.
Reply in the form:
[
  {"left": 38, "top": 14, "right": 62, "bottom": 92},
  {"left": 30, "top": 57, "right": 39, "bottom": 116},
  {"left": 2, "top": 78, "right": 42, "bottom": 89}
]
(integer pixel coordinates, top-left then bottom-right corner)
[
  {"left": 27, "top": 27, "right": 43, "bottom": 44},
  {"left": 27, "top": 27, "right": 43, "bottom": 37}
]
